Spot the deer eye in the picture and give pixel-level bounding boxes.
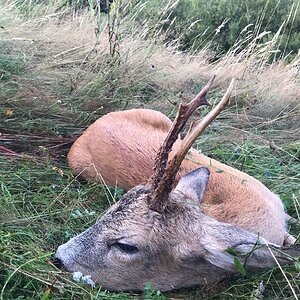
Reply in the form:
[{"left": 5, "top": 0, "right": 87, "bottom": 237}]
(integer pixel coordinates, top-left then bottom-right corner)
[{"left": 113, "top": 242, "right": 139, "bottom": 254}]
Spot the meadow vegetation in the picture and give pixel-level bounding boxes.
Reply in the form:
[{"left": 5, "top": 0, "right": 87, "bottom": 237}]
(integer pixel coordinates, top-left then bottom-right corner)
[{"left": 0, "top": 0, "right": 299, "bottom": 299}]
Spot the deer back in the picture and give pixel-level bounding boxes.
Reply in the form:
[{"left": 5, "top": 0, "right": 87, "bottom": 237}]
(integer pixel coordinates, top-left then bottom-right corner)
[{"left": 68, "top": 109, "right": 171, "bottom": 189}]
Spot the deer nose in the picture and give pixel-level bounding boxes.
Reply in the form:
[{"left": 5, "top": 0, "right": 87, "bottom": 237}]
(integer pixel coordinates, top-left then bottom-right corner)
[{"left": 51, "top": 257, "right": 65, "bottom": 270}]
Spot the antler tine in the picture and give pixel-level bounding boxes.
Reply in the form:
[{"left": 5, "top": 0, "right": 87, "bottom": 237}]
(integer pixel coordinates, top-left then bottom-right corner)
[
  {"left": 150, "top": 78, "right": 235, "bottom": 212},
  {"left": 149, "top": 75, "right": 216, "bottom": 196},
  {"left": 179, "top": 78, "right": 234, "bottom": 156}
]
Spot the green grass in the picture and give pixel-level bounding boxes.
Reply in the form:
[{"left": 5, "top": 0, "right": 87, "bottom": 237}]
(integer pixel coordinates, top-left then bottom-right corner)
[
  {"left": 1, "top": 141, "right": 299, "bottom": 299},
  {"left": 0, "top": 53, "right": 24, "bottom": 81},
  {"left": 0, "top": 158, "right": 131, "bottom": 299},
  {"left": 0, "top": 1, "right": 300, "bottom": 299}
]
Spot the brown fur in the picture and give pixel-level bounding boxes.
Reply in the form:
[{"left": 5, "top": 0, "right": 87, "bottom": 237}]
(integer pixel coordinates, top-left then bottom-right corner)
[{"left": 68, "top": 109, "right": 293, "bottom": 245}]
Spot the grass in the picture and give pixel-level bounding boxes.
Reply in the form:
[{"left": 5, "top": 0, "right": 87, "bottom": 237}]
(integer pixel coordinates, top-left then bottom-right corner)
[
  {"left": 0, "top": 150, "right": 299, "bottom": 299},
  {"left": 0, "top": 0, "right": 300, "bottom": 299}
]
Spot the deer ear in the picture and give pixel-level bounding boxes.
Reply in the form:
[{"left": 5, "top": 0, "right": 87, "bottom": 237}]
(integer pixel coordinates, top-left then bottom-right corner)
[{"left": 174, "top": 167, "right": 210, "bottom": 204}]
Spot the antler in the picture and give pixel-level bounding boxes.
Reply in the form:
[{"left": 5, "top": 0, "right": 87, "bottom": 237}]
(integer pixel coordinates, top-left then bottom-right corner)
[{"left": 149, "top": 76, "right": 235, "bottom": 212}]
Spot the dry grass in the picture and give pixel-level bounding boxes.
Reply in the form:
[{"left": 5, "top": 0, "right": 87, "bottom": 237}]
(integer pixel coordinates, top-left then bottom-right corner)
[{"left": 1, "top": 6, "right": 298, "bottom": 121}]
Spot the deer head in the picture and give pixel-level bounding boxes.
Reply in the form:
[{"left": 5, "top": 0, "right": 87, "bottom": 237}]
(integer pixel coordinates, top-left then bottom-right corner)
[{"left": 54, "top": 76, "right": 299, "bottom": 291}]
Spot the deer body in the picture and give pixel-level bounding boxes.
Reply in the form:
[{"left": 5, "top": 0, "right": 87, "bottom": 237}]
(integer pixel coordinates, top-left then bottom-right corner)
[
  {"left": 55, "top": 78, "right": 298, "bottom": 292},
  {"left": 68, "top": 109, "right": 289, "bottom": 245}
]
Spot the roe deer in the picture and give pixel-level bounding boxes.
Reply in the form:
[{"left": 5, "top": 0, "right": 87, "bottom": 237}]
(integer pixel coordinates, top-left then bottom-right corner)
[
  {"left": 68, "top": 76, "right": 295, "bottom": 246},
  {"left": 54, "top": 77, "right": 299, "bottom": 292}
]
